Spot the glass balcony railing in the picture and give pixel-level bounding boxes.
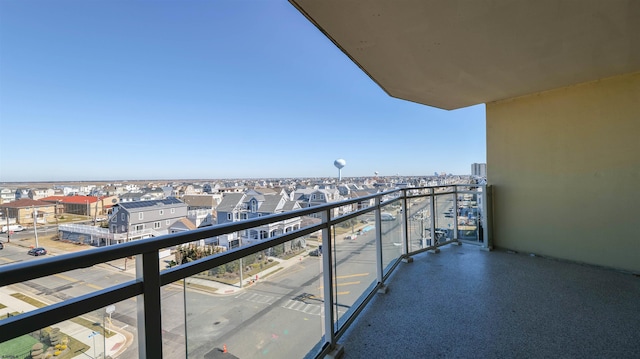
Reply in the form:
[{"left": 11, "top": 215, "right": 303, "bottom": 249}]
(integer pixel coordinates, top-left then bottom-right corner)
[{"left": 0, "top": 185, "right": 489, "bottom": 358}]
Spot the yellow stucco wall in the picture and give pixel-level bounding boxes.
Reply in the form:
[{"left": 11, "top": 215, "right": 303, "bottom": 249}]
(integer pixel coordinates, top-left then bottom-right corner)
[{"left": 486, "top": 72, "right": 640, "bottom": 272}]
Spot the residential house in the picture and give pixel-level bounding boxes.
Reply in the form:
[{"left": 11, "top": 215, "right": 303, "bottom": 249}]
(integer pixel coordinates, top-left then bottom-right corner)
[
  {"left": 28, "top": 188, "right": 55, "bottom": 200},
  {"left": 41, "top": 195, "right": 117, "bottom": 219},
  {"left": 0, "top": 188, "right": 15, "bottom": 204},
  {"left": 14, "top": 189, "right": 28, "bottom": 200},
  {"left": 0, "top": 199, "right": 56, "bottom": 226},
  {"left": 293, "top": 187, "right": 348, "bottom": 217},
  {"left": 109, "top": 197, "right": 188, "bottom": 242},
  {"left": 119, "top": 192, "right": 144, "bottom": 203},
  {"left": 140, "top": 187, "right": 165, "bottom": 201},
  {"left": 182, "top": 194, "right": 222, "bottom": 228},
  {"left": 216, "top": 192, "right": 302, "bottom": 248}
]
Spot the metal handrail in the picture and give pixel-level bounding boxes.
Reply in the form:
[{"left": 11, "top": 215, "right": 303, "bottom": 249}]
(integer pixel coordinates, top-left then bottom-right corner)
[{"left": 0, "top": 184, "right": 487, "bottom": 357}]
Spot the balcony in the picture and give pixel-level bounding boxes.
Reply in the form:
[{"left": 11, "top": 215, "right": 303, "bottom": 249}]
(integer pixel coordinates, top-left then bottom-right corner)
[{"left": 1, "top": 184, "right": 638, "bottom": 358}]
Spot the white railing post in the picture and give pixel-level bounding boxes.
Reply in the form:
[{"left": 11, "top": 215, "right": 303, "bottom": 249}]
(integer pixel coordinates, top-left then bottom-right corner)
[{"left": 481, "top": 185, "right": 493, "bottom": 251}]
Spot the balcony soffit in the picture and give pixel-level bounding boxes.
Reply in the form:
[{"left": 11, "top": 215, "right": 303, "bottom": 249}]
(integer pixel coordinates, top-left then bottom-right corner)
[{"left": 290, "top": 0, "right": 640, "bottom": 110}]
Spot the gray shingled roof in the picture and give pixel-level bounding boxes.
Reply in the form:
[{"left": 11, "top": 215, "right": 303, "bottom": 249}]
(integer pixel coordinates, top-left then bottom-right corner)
[
  {"left": 183, "top": 195, "right": 217, "bottom": 208},
  {"left": 283, "top": 200, "right": 300, "bottom": 212},
  {"left": 258, "top": 195, "right": 283, "bottom": 213},
  {"left": 216, "top": 193, "right": 245, "bottom": 212}
]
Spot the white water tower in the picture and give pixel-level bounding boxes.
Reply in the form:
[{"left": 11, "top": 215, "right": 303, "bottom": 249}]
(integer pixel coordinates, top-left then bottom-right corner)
[{"left": 334, "top": 159, "right": 346, "bottom": 181}]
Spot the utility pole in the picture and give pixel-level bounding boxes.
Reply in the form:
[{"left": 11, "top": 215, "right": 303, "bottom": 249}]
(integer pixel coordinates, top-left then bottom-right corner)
[{"left": 33, "top": 206, "right": 39, "bottom": 248}]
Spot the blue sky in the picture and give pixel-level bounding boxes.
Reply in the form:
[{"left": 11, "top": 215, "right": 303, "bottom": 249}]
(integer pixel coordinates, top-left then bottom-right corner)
[{"left": 0, "top": 0, "right": 485, "bottom": 182}]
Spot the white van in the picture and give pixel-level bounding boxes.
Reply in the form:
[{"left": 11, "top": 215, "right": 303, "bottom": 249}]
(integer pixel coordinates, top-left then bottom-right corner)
[
  {"left": 1, "top": 225, "right": 24, "bottom": 233},
  {"left": 380, "top": 213, "right": 396, "bottom": 221}
]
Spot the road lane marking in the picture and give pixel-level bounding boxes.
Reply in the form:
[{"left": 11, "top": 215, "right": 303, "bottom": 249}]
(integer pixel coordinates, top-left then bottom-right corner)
[
  {"left": 318, "top": 281, "right": 361, "bottom": 290},
  {"left": 0, "top": 257, "right": 16, "bottom": 264},
  {"left": 86, "top": 283, "right": 103, "bottom": 290},
  {"left": 336, "top": 273, "right": 369, "bottom": 279},
  {"left": 54, "top": 273, "right": 77, "bottom": 282}
]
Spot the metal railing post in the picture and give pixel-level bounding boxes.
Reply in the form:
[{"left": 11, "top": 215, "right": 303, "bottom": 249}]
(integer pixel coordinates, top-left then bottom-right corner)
[
  {"left": 375, "top": 197, "right": 388, "bottom": 293},
  {"left": 453, "top": 186, "right": 459, "bottom": 242},
  {"left": 429, "top": 188, "right": 439, "bottom": 253},
  {"left": 136, "top": 251, "right": 163, "bottom": 358},
  {"left": 401, "top": 190, "right": 413, "bottom": 263},
  {"left": 321, "top": 209, "right": 343, "bottom": 357}
]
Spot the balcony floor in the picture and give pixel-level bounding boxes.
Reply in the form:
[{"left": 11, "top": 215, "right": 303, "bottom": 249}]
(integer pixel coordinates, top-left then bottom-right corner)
[{"left": 337, "top": 244, "right": 640, "bottom": 358}]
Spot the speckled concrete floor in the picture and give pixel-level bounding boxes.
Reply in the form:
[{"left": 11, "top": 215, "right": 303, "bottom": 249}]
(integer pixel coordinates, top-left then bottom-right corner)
[{"left": 336, "top": 244, "right": 640, "bottom": 359}]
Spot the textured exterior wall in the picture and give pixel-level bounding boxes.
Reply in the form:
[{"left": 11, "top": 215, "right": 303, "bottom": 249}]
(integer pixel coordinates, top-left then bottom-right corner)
[{"left": 487, "top": 72, "right": 640, "bottom": 272}]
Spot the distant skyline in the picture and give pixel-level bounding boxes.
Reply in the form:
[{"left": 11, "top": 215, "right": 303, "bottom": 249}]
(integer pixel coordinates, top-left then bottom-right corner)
[{"left": 0, "top": 1, "right": 486, "bottom": 182}]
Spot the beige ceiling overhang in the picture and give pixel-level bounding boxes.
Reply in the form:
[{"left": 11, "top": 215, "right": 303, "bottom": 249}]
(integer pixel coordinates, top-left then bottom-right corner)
[{"left": 290, "top": 0, "right": 640, "bottom": 110}]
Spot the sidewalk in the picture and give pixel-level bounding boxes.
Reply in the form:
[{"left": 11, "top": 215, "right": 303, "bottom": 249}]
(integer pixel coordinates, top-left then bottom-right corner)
[{"left": 183, "top": 250, "right": 313, "bottom": 295}]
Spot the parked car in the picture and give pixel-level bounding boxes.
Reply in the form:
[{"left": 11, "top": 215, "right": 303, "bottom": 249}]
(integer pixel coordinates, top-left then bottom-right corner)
[
  {"left": 309, "top": 248, "right": 321, "bottom": 256},
  {"left": 1, "top": 225, "right": 25, "bottom": 233},
  {"left": 28, "top": 247, "right": 47, "bottom": 256},
  {"left": 344, "top": 234, "right": 357, "bottom": 240},
  {"left": 0, "top": 242, "right": 3, "bottom": 250},
  {"left": 381, "top": 213, "right": 396, "bottom": 221}
]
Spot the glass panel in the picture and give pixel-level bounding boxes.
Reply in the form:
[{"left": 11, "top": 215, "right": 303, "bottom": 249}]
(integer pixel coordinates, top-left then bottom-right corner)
[
  {"left": 380, "top": 200, "right": 403, "bottom": 275},
  {"left": 184, "top": 238, "right": 323, "bottom": 358},
  {"left": 434, "top": 193, "right": 455, "bottom": 242},
  {"left": 0, "top": 300, "right": 137, "bottom": 359},
  {"left": 407, "top": 195, "right": 432, "bottom": 252},
  {"left": 458, "top": 191, "right": 481, "bottom": 243},
  {"left": 162, "top": 281, "right": 186, "bottom": 359},
  {"left": 331, "top": 213, "right": 378, "bottom": 330},
  {"left": 0, "top": 253, "right": 137, "bottom": 319}
]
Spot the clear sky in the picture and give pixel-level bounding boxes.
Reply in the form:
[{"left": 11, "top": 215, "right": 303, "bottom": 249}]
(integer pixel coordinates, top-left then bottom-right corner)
[{"left": 0, "top": 0, "right": 486, "bottom": 183}]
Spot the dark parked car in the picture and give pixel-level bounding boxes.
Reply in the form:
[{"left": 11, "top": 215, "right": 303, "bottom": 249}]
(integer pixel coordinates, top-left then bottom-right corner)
[
  {"left": 309, "top": 249, "right": 321, "bottom": 257},
  {"left": 28, "top": 247, "right": 47, "bottom": 256},
  {"left": 0, "top": 242, "right": 3, "bottom": 250}
]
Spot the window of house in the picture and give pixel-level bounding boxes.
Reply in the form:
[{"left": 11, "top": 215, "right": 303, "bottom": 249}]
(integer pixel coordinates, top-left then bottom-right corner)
[
  {"left": 139, "top": 212, "right": 143, "bottom": 220},
  {"left": 165, "top": 220, "right": 170, "bottom": 225},
  {"left": 312, "top": 194, "right": 316, "bottom": 200},
  {"left": 258, "top": 213, "right": 262, "bottom": 217},
  {"left": 319, "top": 194, "right": 324, "bottom": 200},
  {"left": 159, "top": 210, "right": 164, "bottom": 215},
  {"left": 251, "top": 200, "right": 257, "bottom": 213},
  {"left": 121, "top": 225, "right": 125, "bottom": 232},
  {"left": 171, "top": 208, "right": 175, "bottom": 214},
  {"left": 121, "top": 213, "right": 125, "bottom": 221},
  {"left": 227, "top": 213, "right": 232, "bottom": 220},
  {"left": 134, "top": 224, "right": 144, "bottom": 231},
  {"left": 242, "top": 213, "right": 248, "bottom": 219},
  {"left": 154, "top": 221, "right": 161, "bottom": 229}
]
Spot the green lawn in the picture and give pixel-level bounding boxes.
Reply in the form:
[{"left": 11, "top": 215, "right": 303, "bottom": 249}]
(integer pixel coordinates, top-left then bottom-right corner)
[{"left": 0, "top": 334, "right": 39, "bottom": 358}]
